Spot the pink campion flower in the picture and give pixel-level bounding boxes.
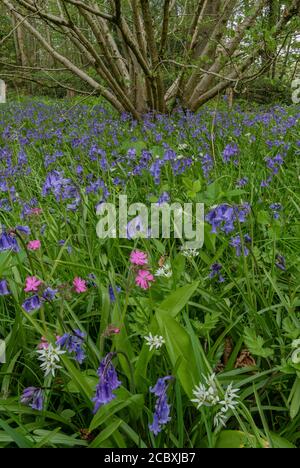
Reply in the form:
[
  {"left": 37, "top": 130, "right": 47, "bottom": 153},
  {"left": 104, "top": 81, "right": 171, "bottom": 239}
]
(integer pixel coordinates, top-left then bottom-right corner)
[
  {"left": 130, "top": 250, "right": 148, "bottom": 266},
  {"left": 27, "top": 240, "right": 41, "bottom": 251},
  {"left": 73, "top": 277, "right": 87, "bottom": 293},
  {"left": 24, "top": 276, "right": 42, "bottom": 292},
  {"left": 29, "top": 208, "right": 42, "bottom": 216},
  {"left": 135, "top": 270, "right": 154, "bottom": 290},
  {"left": 103, "top": 324, "right": 121, "bottom": 337},
  {"left": 38, "top": 335, "right": 60, "bottom": 350},
  {"left": 38, "top": 336, "right": 49, "bottom": 350}
]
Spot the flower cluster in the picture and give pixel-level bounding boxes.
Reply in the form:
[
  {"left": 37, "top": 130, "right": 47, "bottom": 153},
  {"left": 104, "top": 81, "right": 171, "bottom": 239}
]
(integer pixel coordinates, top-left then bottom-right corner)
[
  {"left": 209, "top": 263, "right": 225, "bottom": 283},
  {"left": 21, "top": 387, "right": 44, "bottom": 411},
  {"left": 269, "top": 203, "right": 282, "bottom": 220},
  {"left": 92, "top": 353, "right": 121, "bottom": 413},
  {"left": 155, "top": 262, "right": 172, "bottom": 278},
  {"left": 191, "top": 373, "right": 239, "bottom": 428},
  {"left": 0, "top": 279, "right": 10, "bottom": 296},
  {"left": 56, "top": 329, "right": 86, "bottom": 363},
  {"left": 206, "top": 203, "right": 250, "bottom": 235},
  {"left": 145, "top": 333, "right": 165, "bottom": 351},
  {"left": 22, "top": 276, "right": 57, "bottom": 313},
  {"left": 130, "top": 250, "right": 154, "bottom": 290},
  {"left": 222, "top": 143, "right": 239, "bottom": 164},
  {"left": 37, "top": 343, "right": 65, "bottom": 377},
  {"left": 230, "top": 234, "right": 252, "bottom": 257},
  {"left": 149, "top": 376, "right": 173, "bottom": 436}
]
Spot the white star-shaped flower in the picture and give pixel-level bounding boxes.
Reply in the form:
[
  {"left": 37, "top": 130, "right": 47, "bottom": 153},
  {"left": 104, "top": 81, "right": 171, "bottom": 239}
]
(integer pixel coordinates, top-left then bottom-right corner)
[{"left": 144, "top": 333, "right": 165, "bottom": 351}]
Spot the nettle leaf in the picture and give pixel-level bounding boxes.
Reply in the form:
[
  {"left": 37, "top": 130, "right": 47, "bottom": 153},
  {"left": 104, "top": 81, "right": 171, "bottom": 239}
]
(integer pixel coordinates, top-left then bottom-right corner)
[
  {"left": 244, "top": 327, "right": 274, "bottom": 358},
  {"left": 243, "top": 327, "right": 274, "bottom": 359}
]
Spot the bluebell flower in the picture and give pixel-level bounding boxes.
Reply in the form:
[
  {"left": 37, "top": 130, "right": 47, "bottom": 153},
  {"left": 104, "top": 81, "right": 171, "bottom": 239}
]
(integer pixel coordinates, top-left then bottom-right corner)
[
  {"left": 13, "top": 225, "right": 31, "bottom": 236},
  {"left": 265, "top": 154, "right": 284, "bottom": 174},
  {"left": 260, "top": 177, "right": 272, "bottom": 188},
  {"left": 127, "top": 215, "right": 150, "bottom": 239},
  {"left": 21, "top": 387, "right": 44, "bottom": 411},
  {"left": 209, "top": 263, "right": 225, "bottom": 283},
  {"left": 42, "top": 287, "right": 58, "bottom": 301},
  {"left": 149, "top": 376, "right": 173, "bottom": 436},
  {"left": 230, "top": 234, "right": 251, "bottom": 257},
  {"left": 222, "top": 143, "right": 239, "bottom": 164},
  {"left": 92, "top": 353, "right": 121, "bottom": 413},
  {"left": 236, "top": 177, "right": 248, "bottom": 187},
  {"left": 0, "top": 232, "right": 20, "bottom": 252},
  {"left": 206, "top": 203, "right": 250, "bottom": 235},
  {"left": 0, "top": 279, "right": 10, "bottom": 295},
  {"left": 22, "top": 295, "right": 41, "bottom": 313},
  {"left": 201, "top": 153, "right": 214, "bottom": 180},
  {"left": 108, "top": 285, "right": 121, "bottom": 302},
  {"left": 157, "top": 192, "right": 170, "bottom": 205},
  {"left": 269, "top": 203, "right": 282, "bottom": 219},
  {"left": 275, "top": 254, "right": 286, "bottom": 271},
  {"left": 56, "top": 329, "right": 85, "bottom": 363}
]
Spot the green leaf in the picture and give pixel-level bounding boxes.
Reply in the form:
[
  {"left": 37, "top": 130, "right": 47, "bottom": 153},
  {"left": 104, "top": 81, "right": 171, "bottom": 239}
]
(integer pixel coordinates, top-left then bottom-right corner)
[
  {"left": 204, "top": 222, "right": 216, "bottom": 252},
  {"left": 257, "top": 210, "right": 270, "bottom": 225},
  {"left": 157, "top": 314, "right": 199, "bottom": 397},
  {"left": 135, "top": 282, "right": 199, "bottom": 391},
  {"left": 89, "top": 392, "right": 144, "bottom": 431},
  {"left": 89, "top": 419, "right": 123, "bottom": 448},
  {"left": 0, "top": 419, "right": 33, "bottom": 448},
  {"left": 215, "top": 430, "right": 263, "bottom": 448},
  {"left": 62, "top": 360, "right": 95, "bottom": 407},
  {"left": 243, "top": 327, "right": 273, "bottom": 358},
  {"left": 288, "top": 377, "right": 300, "bottom": 419},
  {"left": 33, "top": 430, "right": 87, "bottom": 447},
  {"left": 191, "top": 310, "right": 221, "bottom": 338},
  {"left": 157, "top": 281, "right": 199, "bottom": 318}
]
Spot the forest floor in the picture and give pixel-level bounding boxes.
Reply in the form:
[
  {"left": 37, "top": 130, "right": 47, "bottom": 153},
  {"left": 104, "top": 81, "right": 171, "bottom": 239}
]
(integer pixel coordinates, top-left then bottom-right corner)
[{"left": 0, "top": 99, "right": 299, "bottom": 448}]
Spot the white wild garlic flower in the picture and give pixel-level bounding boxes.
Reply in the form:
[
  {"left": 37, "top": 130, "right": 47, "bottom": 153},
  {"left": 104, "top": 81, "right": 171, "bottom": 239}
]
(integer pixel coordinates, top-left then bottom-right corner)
[
  {"left": 181, "top": 248, "right": 199, "bottom": 258},
  {"left": 191, "top": 373, "right": 239, "bottom": 428},
  {"left": 144, "top": 333, "right": 165, "bottom": 351},
  {"left": 37, "top": 344, "right": 65, "bottom": 377},
  {"left": 154, "top": 263, "right": 172, "bottom": 278}
]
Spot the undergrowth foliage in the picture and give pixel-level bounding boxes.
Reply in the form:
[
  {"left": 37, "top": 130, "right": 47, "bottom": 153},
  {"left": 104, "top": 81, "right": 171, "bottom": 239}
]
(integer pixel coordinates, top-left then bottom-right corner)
[{"left": 0, "top": 99, "right": 299, "bottom": 448}]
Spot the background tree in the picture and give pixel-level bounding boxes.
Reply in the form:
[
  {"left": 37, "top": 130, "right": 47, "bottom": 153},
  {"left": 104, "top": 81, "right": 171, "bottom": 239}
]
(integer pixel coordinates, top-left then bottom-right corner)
[{"left": 0, "top": 0, "right": 299, "bottom": 115}]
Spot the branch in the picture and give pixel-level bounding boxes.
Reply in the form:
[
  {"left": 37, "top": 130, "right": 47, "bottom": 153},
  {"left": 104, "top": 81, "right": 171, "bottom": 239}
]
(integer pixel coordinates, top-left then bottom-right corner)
[
  {"left": 63, "top": 0, "right": 113, "bottom": 21},
  {"left": 153, "top": 59, "right": 237, "bottom": 82},
  {"left": 1, "top": 71, "right": 94, "bottom": 95},
  {"left": 140, "top": 0, "right": 165, "bottom": 111},
  {"left": 2, "top": 0, "right": 125, "bottom": 113},
  {"left": 188, "top": 0, "right": 266, "bottom": 105},
  {"left": 0, "top": 9, "right": 36, "bottom": 46},
  {"left": 159, "top": 0, "right": 171, "bottom": 58}
]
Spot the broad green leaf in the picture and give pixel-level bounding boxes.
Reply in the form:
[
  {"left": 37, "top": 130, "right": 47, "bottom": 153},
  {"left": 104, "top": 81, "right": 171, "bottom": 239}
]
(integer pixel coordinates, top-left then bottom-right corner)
[
  {"left": 0, "top": 419, "right": 33, "bottom": 448},
  {"left": 89, "top": 419, "right": 123, "bottom": 448},
  {"left": 289, "top": 377, "right": 300, "bottom": 419},
  {"left": 157, "top": 281, "right": 199, "bottom": 318},
  {"left": 89, "top": 392, "right": 144, "bottom": 431},
  {"left": 215, "top": 430, "right": 265, "bottom": 448},
  {"left": 157, "top": 314, "right": 199, "bottom": 397}
]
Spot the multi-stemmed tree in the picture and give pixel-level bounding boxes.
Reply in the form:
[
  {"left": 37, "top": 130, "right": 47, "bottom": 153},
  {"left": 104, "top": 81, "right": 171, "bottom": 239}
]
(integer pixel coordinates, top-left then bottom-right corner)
[{"left": 1, "top": 0, "right": 300, "bottom": 116}]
